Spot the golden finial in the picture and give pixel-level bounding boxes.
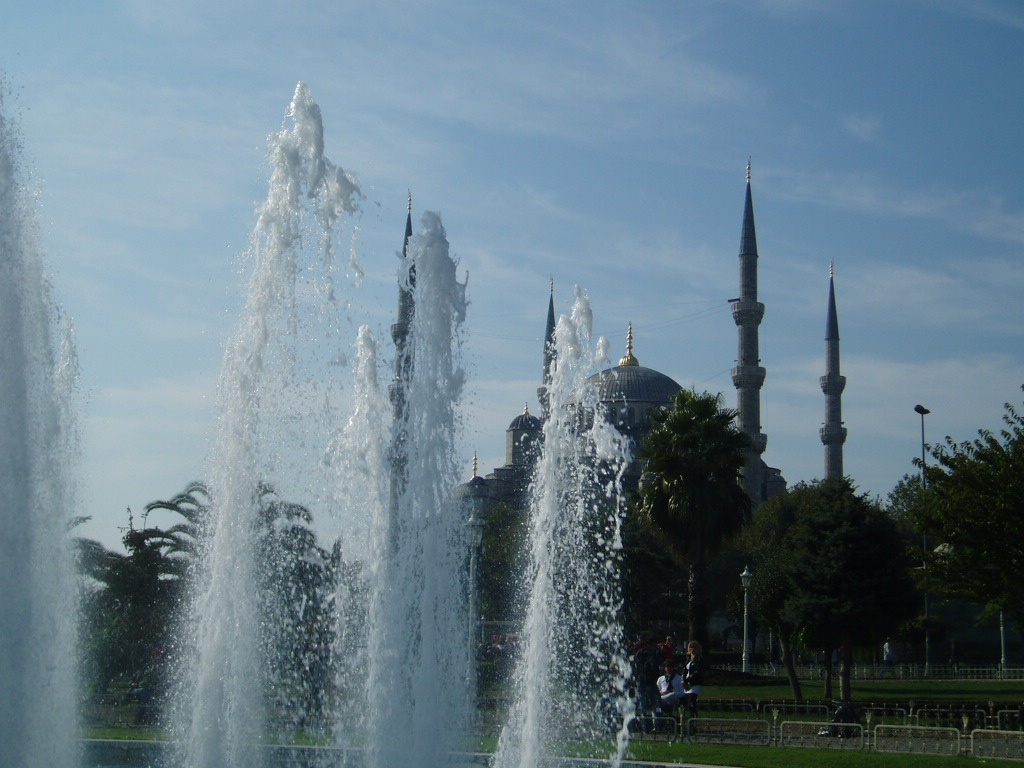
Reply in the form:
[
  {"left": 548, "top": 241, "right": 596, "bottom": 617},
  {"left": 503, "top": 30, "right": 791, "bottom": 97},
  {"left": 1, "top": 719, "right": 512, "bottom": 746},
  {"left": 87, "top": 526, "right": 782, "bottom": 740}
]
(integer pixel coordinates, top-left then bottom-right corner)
[
  {"left": 523, "top": 403, "right": 530, "bottom": 416},
  {"left": 829, "top": 260, "right": 834, "bottom": 279},
  {"left": 472, "top": 452, "right": 478, "bottom": 479},
  {"left": 407, "top": 190, "right": 412, "bottom": 213},
  {"left": 619, "top": 322, "right": 639, "bottom": 367},
  {"left": 746, "top": 157, "right": 752, "bottom": 184}
]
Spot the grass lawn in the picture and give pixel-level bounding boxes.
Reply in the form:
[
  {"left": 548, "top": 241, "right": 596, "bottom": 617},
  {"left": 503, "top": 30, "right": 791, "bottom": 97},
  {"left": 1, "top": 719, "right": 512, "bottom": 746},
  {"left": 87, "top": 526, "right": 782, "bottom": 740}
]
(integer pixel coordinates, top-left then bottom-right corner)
[
  {"left": 623, "top": 741, "right": 1023, "bottom": 767},
  {"left": 85, "top": 726, "right": 164, "bottom": 741},
  {"left": 467, "top": 736, "right": 1024, "bottom": 767},
  {"left": 86, "top": 730, "right": 1024, "bottom": 767},
  {"left": 84, "top": 678, "right": 1024, "bottom": 766}
]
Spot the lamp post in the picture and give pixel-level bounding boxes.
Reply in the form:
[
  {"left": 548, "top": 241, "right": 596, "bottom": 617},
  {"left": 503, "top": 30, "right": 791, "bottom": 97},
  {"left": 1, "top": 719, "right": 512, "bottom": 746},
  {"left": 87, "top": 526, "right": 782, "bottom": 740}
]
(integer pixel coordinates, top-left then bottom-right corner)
[
  {"left": 915, "top": 404, "right": 930, "bottom": 676},
  {"left": 1000, "top": 610, "right": 1007, "bottom": 676},
  {"left": 741, "top": 565, "right": 753, "bottom": 674}
]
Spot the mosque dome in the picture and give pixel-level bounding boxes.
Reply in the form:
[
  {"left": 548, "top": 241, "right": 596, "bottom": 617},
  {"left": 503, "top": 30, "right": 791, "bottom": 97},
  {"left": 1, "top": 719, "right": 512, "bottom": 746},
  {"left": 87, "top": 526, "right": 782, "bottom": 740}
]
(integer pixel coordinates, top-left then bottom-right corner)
[
  {"left": 587, "top": 364, "right": 682, "bottom": 406},
  {"left": 584, "top": 324, "right": 682, "bottom": 437},
  {"left": 586, "top": 323, "right": 682, "bottom": 407},
  {"left": 508, "top": 404, "right": 542, "bottom": 432}
]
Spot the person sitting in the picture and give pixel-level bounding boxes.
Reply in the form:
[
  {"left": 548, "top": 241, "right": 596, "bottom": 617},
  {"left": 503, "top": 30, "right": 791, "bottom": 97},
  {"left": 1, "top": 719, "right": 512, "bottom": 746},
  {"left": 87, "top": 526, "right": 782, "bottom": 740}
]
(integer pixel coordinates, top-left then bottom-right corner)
[
  {"left": 656, "top": 659, "right": 685, "bottom": 713},
  {"left": 681, "top": 640, "right": 705, "bottom": 718}
]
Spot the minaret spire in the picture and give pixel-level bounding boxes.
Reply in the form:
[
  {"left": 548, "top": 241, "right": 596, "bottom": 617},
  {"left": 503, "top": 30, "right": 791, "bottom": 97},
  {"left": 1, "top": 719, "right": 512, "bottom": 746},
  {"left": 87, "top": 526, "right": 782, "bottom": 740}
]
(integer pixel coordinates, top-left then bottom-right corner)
[
  {"left": 389, "top": 195, "right": 416, "bottom": 542},
  {"left": 820, "top": 263, "right": 847, "bottom": 478},
  {"left": 538, "top": 280, "right": 556, "bottom": 419},
  {"left": 731, "top": 161, "right": 767, "bottom": 504}
]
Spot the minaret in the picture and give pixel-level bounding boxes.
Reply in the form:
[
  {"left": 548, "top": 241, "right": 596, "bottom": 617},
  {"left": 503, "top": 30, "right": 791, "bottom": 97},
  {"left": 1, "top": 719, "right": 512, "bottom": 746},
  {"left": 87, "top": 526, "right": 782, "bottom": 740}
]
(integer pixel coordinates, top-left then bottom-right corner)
[
  {"left": 820, "top": 263, "right": 847, "bottom": 479},
  {"left": 392, "top": 192, "right": 415, "bottom": 383},
  {"left": 731, "top": 161, "right": 767, "bottom": 504},
  {"left": 389, "top": 194, "right": 415, "bottom": 532},
  {"left": 537, "top": 280, "right": 556, "bottom": 420}
]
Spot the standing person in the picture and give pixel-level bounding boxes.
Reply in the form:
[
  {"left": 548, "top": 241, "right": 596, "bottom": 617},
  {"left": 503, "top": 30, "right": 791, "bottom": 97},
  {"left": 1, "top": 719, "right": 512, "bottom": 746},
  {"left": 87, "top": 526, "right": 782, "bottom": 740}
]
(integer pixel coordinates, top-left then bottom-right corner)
[
  {"left": 681, "top": 640, "right": 705, "bottom": 718},
  {"left": 631, "top": 637, "right": 660, "bottom": 728},
  {"left": 882, "top": 637, "right": 895, "bottom": 677},
  {"left": 658, "top": 635, "right": 676, "bottom": 663}
]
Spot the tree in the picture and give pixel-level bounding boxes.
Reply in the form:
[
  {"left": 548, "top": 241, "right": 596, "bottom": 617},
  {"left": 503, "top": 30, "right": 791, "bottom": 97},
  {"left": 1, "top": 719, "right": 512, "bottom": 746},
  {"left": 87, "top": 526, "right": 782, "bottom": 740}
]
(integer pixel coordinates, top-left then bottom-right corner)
[
  {"left": 749, "top": 478, "right": 918, "bottom": 701},
  {"left": 884, "top": 473, "right": 928, "bottom": 540},
  {"left": 478, "top": 502, "right": 528, "bottom": 625},
  {"left": 76, "top": 510, "right": 188, "bottom": 696},
  {"left": 252, "top": 483, "right": 335, "bottom": 729},
  {"left": 620, "top": 511, "right": 689, "bottom": 641},
  {"left": 634, "top": 388, "right": 751, "bottom": 648},
  {"left": 740, "top": 492, "right": 806, "bottom": 698},
  {"left": 142, "top": 480, "right": 212, "bottom": 580},
  {"left": 77, "top": 480, "right": 339, "bottom": 726},
  {"left": 915, "top": 393, "right": 1024, "bottom": 628}
]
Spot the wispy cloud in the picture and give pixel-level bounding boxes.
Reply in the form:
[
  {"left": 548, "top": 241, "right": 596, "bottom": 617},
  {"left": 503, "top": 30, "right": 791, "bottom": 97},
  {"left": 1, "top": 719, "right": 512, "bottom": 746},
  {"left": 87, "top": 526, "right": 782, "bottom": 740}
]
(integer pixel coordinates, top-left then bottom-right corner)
[
  {"left": 924, "top": 0, "right": 1024, "bottom": 31},
  {"left": 842, "top": 113, "right": 883, "bottom": 142},
  {"left": 771, "top": 168, "right": 1024, "bottom": 245}
]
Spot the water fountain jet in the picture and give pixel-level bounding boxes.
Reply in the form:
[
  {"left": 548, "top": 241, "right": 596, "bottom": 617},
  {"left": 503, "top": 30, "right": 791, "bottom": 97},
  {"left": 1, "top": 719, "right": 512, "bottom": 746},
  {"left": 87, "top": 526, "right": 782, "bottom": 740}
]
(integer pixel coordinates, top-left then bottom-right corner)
[
  {"left": 0, "top": 87, "right": 80, "bottom": 768},
  {"left": 492, "top": 289, "right": 634, "bottom": 768},
  {"left": 180, "top": 83, "right": 472, "bottom": 768}
]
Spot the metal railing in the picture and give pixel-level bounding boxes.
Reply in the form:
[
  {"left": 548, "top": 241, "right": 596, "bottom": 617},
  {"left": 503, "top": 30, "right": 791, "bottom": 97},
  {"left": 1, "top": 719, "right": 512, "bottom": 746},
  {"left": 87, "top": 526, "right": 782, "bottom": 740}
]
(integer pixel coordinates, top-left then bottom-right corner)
[{"left": 717, "top": 662, "right": 1024, "bottom": 681}]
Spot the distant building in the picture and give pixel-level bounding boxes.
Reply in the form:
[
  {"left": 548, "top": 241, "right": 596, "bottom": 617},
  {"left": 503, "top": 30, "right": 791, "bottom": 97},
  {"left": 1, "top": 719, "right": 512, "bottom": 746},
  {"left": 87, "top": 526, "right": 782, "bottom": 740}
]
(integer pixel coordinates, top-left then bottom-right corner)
[{"left": 454, "top": 164, "right": 802, "bottom": 517}]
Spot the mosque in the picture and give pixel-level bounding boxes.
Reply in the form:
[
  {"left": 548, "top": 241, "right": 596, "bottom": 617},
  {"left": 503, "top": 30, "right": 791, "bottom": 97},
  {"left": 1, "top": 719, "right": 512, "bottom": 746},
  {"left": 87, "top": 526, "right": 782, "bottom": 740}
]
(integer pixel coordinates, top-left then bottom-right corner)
[{"left": 445, "top": 164, "right": 847, "bottom": 518}]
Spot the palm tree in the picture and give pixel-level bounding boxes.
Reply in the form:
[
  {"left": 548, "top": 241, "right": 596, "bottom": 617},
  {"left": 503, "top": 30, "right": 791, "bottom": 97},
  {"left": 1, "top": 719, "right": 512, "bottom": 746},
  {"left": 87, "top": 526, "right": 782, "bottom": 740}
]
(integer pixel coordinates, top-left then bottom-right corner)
[
  {"left": 635, "top": 388, "right": 751, "bottom": 648},
  {"left": 142, "top": 480, "right": 212, "bottom": 582}
]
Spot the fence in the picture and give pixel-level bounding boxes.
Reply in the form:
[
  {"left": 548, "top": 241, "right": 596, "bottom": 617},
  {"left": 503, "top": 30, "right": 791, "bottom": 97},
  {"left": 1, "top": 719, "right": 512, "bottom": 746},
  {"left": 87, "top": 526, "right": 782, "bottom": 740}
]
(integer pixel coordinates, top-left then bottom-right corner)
[
  {"left": 645, "top": 702, "right": 1024, "bottom": 757},
  {"left": 717, "top": 662, "right": 1024, "bottom": 681}
]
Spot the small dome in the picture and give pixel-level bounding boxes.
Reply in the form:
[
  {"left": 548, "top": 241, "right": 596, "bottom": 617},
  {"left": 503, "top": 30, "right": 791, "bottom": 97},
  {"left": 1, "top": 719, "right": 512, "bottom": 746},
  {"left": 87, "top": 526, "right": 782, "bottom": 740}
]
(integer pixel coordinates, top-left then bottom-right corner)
[
  {"left": 452, "top": 473, "right": 489, "bottom": 502},
  {"left": 508, "top": 403, "right": 542, "bottom": 431}
]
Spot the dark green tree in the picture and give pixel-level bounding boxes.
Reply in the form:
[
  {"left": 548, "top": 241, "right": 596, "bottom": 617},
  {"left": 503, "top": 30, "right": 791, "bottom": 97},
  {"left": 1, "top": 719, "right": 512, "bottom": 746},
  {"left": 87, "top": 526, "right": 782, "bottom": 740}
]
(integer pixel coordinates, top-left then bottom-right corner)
[
  {"left": 477, "top": 502, "right": 527, "bottom": 625},
  {"left": 766, "top": 478, "right": 918, "bottom": 700},
  {"left": 620, "top": 512, "right": 689, "bottom": 641},
  {"left": 739, "top": 492, "right": 806, "bottom": 698},
  {"left": 76, "top": 511, "right": 187, "bottom": 697},
  {"left": 915, "top": 393, "right": 1024, "bottom": 627},
  {"left": 885, "top": 473, "right": 926, "bottom": 536},
  {"left": 634, "top": 388, "right": 751, "bottom": 648}
]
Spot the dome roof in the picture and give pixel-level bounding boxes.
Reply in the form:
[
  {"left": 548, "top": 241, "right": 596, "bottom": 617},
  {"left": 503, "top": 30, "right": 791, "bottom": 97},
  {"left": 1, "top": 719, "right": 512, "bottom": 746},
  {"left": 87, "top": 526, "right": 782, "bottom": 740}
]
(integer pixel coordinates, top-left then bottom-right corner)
[
  {"left": 452, "top": 473, "right": 488, "bottom": 501},
  {"left": 508, "top": 404, "right": 542, "bottom": 431},
  {"left": 585, "top": 324, "right": 682, "bottom": 407},
  {"left": 586, "top": 364, "right": 682, "bottom": 406}
]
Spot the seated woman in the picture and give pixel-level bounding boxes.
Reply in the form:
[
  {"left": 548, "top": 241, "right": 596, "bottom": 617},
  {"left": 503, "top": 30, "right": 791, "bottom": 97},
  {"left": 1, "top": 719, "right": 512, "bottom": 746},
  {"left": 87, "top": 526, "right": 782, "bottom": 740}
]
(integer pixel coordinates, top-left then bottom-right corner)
[{"left": 681, "top": 640, "right": 704, "bottom": 717}]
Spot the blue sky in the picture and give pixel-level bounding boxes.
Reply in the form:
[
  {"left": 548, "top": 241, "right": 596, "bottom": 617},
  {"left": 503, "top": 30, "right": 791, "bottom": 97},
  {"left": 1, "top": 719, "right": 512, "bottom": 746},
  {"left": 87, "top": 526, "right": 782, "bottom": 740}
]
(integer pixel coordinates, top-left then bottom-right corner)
[{"left": 3, "top": 0, "right": 1023, "bottom": 551}]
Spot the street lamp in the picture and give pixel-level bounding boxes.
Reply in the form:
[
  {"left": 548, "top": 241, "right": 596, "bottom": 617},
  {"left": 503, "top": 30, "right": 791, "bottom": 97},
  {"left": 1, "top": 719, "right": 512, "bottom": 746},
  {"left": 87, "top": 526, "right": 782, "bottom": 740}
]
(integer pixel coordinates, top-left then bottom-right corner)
[
  {"left": 741, "top": 565, "right": 753, "bottom": 674},
  {"left": 914, "top": 404, "right": 930, "bottom": 676},
  {"left": 1000, "top": 610, "right": 1007, "bottom": 676},
  {"left": 914, "top": 405, "right": 930, "bottom": 485}
]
